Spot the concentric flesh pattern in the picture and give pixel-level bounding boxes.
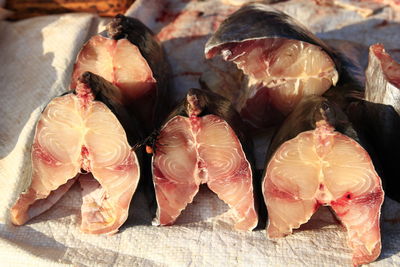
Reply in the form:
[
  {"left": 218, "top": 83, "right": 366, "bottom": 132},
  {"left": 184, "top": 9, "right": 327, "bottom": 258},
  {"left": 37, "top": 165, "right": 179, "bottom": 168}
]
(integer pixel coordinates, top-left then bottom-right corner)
[
  {"left": 217, "top": 38, "right": 338, "bottom": 127},
  {"left": 152, "top": 114, "right": 257, "bottom": 231},
  {"left": 10, "top": 90, "right": 140, "bottom": 234},
  {"left": 71, "top": 35, "right": 157, "bottom": 123},
  {"left": 366, "top": 43, "right": 400, "bottom": 115},
  {"left": 263, "top": 121, "right": 384, "bottom": 266}
]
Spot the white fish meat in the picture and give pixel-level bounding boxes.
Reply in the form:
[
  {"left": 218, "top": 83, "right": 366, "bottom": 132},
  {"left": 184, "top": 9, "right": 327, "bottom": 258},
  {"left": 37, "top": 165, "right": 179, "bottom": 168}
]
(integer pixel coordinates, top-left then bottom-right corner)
[
  {"left": 151, "top": 89, "right": 258, "bottom": 230},
  {"left": 10, "top": 72, "right": 141, "bottom": 234},
  {"left": 262, "top": 95, "right": 384, "bottom": 266}
]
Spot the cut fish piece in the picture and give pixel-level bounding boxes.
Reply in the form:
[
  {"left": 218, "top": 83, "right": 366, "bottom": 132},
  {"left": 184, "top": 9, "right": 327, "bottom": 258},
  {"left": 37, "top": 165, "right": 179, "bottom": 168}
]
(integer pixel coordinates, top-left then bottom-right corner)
[
  {"left": 79, "top": 170, "right": 138, "bottom": 235},
  {"left": 365, "top": 43, "right": 400, "bottom": 115},
  {"left": 204, "top": 3, "right": 339, "bottom": 128},
  {"left": 71, "top": 36, "right": 155, "bottom": 101},
  {"left": 262, "top": 96, "right": 384, "bottom": 266},
  {"left": 10, "top": 177, "right": 77, "bottom": 226},
  {"left": 222, "top": 39, "right": 337, "bottom": 115},
  {"left": 324, "top": 83, "right": 400, "bottom": 203},
  {"left": 71, "top": 14, "right": 170, "bottom": 132},
  {"left": 151, "top": 89, "right": 257, "bottom": 230},
  {"left": 10, "top": 72, "right": 141, "bottom": 234}
]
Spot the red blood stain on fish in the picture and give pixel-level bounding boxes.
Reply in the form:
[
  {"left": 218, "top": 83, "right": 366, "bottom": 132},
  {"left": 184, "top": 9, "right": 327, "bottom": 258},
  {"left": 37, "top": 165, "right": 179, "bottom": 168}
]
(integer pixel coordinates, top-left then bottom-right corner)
[
  {"left": 81, "top": 146, "right": 90, "bottom": 172},
  {"left": 32, "top": 143, "right": 58, "bottom": 166},
  {"left": 266, "top": 181, "right": 297, "bottom": 200},
  {"left": 76, "top": 81, "right": 95, "bottom": 109},
  {"left": 190, "top": 116, "right": 201, "bottom": 132}
]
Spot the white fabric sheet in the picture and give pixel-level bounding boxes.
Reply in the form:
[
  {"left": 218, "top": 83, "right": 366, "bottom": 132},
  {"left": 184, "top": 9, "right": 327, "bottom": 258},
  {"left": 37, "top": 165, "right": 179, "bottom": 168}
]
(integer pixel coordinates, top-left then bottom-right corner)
[{"left": 0, "top": 1, "right": 399, "bottom": 266}]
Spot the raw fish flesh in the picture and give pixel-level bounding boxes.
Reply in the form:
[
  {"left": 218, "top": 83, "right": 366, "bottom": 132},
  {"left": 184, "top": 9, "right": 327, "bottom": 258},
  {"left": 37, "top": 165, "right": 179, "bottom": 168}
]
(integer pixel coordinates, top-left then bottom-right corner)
[
  {"left": 10, "top": 72, "right": 142, "bottom": 234},
  {"left": 324, "top": 83, "right": 400, "bottom": 202},
  {"left": 365, "top": 43, "right": 400, "bottom": 115},
  {"left": 205, "top": 3, "right": 339, "bottom": 128},
  {"left": 150, "top": 88, "right": 257, "bottom": 230},
  {"left": 262, "top": 95, "right": 384, "bottom": 266},
  {"left": 71, "top": 14, "right": 170, "bottom": 131}
]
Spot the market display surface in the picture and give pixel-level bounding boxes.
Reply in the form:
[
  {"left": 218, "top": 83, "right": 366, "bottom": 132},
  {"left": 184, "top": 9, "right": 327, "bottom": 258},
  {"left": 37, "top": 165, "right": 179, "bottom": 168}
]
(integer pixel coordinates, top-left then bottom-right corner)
[{"left": 0, "top": 0, "right": 399, "bottom": 266}]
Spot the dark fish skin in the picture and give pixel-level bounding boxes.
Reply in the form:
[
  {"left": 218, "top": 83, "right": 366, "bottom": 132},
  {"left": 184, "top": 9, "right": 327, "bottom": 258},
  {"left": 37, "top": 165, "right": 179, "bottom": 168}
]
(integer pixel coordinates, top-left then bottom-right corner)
[
  {"left": 204, "top": 3, "right": 340, "bottom": 70},
  {"left": 365, "top": 44, "right": 400, "bottom": 115},
  {"left": 346, "top": 100, "right": 400, "bottom": 202},
  {"left": 326, "top": 39, "right": 369, "bottom": 88},
  {"left": 105, "top": 14, "right": 171, "bottom": 130},
  {"left": 322, "top": 83, "right": 364, "bottom": 110},
  {"left": 76, "top": 71, "right": 144, "bottom": 148}
]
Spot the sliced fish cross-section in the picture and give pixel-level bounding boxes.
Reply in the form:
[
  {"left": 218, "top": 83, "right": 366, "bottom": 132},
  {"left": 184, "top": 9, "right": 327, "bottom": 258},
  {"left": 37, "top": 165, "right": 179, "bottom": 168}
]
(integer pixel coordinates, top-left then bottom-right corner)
[
  {"left": 262, "top": 96, "right": 384, "bottom": 266},
  {"left": 365, "top": 43, "right": 400, "bottom": 115},
  {"left": 151, "top": 89, "right": 257, "bottom": 231},
  {"left": 10, "top": 72, "right": 141, "bottom": 234},
  {"left": 205, "top": 3, "right": 339, "bottom": 128},
  {"left": 71, "top": 14, "right": 170, "bottom": 131}
]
